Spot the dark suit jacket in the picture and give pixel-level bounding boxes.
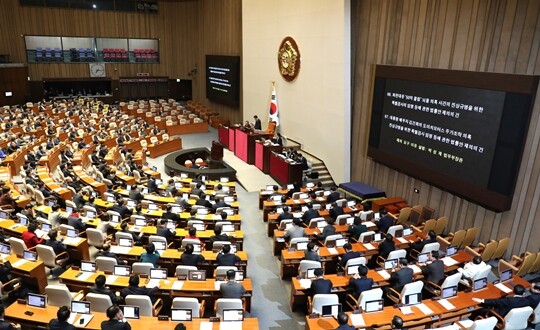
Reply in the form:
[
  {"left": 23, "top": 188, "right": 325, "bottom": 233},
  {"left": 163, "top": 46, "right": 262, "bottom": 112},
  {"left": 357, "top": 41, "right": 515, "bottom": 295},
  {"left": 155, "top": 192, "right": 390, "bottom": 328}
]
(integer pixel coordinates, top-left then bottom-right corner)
[
  {"left": 162, "top": 212, "right": 181, "bottom": 224},
  {"left": 120, "top": 285, "right": 159, "bottom": 303},
  {"left": 212, "top": 200, "right": 231, "bottom": 212},
  {"left": 340, "top": 251, "right": 363, "bottom": 267},
  {"left": 89, "top": 285, "right": 122, "bottom": 304},
  {"left": 67, "top": 215, "right": 85, "bottom": 232},
  {"left": 302, "top": 209, "right": 319, "bottom": 224},
  {"left": 128, "top": 190, "right": 143, "bottom": 202},
  {"left": 216, "top": 253, "right": 241, "bottom": 266},
  {"left": 100, "top": 319, "right": 131, "bottom": 330},
  {"left": 481, "top": 296, "right": 531, "bottom": 317},
  {"left": 390, "top": 267, "right": 414, "bottom": 290},
  {"left": 411, "top": 237, "right": 437, "bottom": 252},
  {"left": 422, "top": 259, "right": 445, "bottom": 285},
  {"left": 277, "top": 211, "right": 293, "bottom": 222},
  {"left": 329, "top": 206, "right": 344, "bottom": 220},
  {"left": 49, "top": 319, "right": 76, "bottom": 330},
  {"left": 109, "top": 205, "right": 132, "bottom": 218},
  {"left": 147, "top": 179, "right": 158, "bottom": 193},
  {"left": 157, "top": 226, "right": 175, "bottom": 242},
  {"left": 304, "top": 250, "right": 321, "bottom": 262},
  {"left": 181, "top": 253, "right": 205, "bottom": 266},
  {"left": 376, "top": 215, "right": 394, "bottom": 234},
  {"left": 336, "top": 325, "right": 356, "bottom": 330},
  {"left": 220, "top": 281, "right": 247, "bottom": 298},
  {"left": 196, "top": 199, "right": 212, "bottom": 208},
  {"left": 311, "top": 278, "right": 332, "bottom": 296},
  {"left": 316, "top": 224, "right": 336, "bottom": 241},
  {"left": 378, "top": 240, "right": 396, "bottom": 260},
  {"left": 0, "top": 320, "right": 17, "bottom": 330},
  {"left": 349, "top": 276, "right": 373, "bottom": 297},
  {"left": 348, "top": 223, "right": 368, "bottom": 239},
  {"left": 45, "top": 238, "right": 67, "bottom": 255}
]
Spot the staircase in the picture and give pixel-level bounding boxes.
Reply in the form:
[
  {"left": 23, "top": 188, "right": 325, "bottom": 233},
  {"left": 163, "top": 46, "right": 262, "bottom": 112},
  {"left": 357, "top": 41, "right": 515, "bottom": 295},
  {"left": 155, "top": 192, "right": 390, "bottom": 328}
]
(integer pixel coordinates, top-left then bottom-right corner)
[{"left": 284, "top": 137, "right": 336, "bottom": 187}]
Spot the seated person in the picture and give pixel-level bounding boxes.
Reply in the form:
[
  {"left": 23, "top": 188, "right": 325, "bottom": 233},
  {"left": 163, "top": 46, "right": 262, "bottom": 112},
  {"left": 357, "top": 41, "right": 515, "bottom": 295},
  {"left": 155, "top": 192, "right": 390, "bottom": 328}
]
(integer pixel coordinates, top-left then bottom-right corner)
[
  {"left": 209, "top": 226, "right": 230, "bottom": 249},
  {"left": 184, "top": 227, "right": 202, "bottom": 243},
  {"left": 195, "top": 194, "right": 212, "bottom": 209},
  {"left": 180, "top": 243, "right": 205, "bottom": 266},
  {"left": 67, "top": 209, "right": 86, "bottom": 232},
  {"left": 162, "top": 204, "right": 181, "bottom": 224},
  {"left": 421, "top": 251, "right": 444, "bottom": 285},
  {"left": 277, "top": 206, "right": 293, "bottom": 222},
  {"left": 390, "top": 258, "right": 413, "bottom": 291},
  {"left": 375, "top": 209, "right": 394, "bottom": 234},
  {"left": 302, "top": 202, "right": 319, "bottom": 225},
  {"left": 336, "top": 312, "right": 355, "bottom": 330},
  {"left": 310, "top": 268, "right": 332, "bottom": 296},
  {"left": 120, "top": 275, "right": 159, "bottom": 303},
  {"left": 216, "top": 244, "right": 241, "bottom": 266},
  {"left": 410, "top": 230, "right": 437, "bottom": 253},
  {"left": 315, "top": 218, "right": 336, "bottom": 241},
  {"left": 45, "top": 229, "right": 69, "bottom": 274},
  {"left": 139, "top": 243, "right": 160, "bottom": 267},
  {"left": 283, "top": 218, "right": 306, "bottom": 241},
  {"left": 108, "top": 199, "right": 132, "bottom": 219},
  {"left": 220, "top": 269, "right": 247, "bottom": 299},
  {"left": 101, "top": 305, "right": 131, "bottom": 330},
  {"left": 119, "top": 222, "right": 141, "bottom": 246},
  {"left": 47, "top": 204, "right": 65, "bottom": 227},
  {"left": 21, "top": 222, "right": 44, "bottom": 248},
  {"left": 304, "top": 242, "right": 321, "bottom": 262},
  {"left": 89, "top": 274, "right": 123, "bottom": 305},
  {"left": 49, "top": 305, "right": 75, "bottom": 330},
  {"left": 349, "top": 265, "right": 373, "bottom": 298},
  {"left": 156, "top": 219, "right": 176, "bottom": 243},
  {"left": 97, "top": 244, "right": 124, "bottom": 265},
  {"left": 212, "top": 196, "right": 231, "bottom": 213},
  {"left": 472, "top": 285, "right": 530, "bottom": 318},
  {"left": 329, "top": 202, "right": 344, "bottom": 220},
  {"left": 339, "top": 243, "right": 363, "bottom": 267},
  {"left": 348, "top": 216, "right": 368, "bottom": 240},
  {"left": 378, "top": 233, "right": 396, "bottom": 261},
  {"left": 391, "top": 316, "right": 408, "bottom": 330},
  {"left": 457, "top": 255, "right": 486, "bottom": 280}
]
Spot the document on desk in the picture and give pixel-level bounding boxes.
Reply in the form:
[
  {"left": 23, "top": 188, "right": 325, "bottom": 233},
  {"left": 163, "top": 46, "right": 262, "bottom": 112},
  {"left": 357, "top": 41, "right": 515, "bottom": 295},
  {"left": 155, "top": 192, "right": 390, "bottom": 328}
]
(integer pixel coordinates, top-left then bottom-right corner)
[
  {"left": 199, "top": 322, "right": 213, "bottom": 330},
  {"left": 409, "top": 264, "right": 422, "bottom": 274},
  {"left": 106, "top": 275, "right": 118, "bottom": 285},
  {"left": 63, "top": 237, "right": 82, "bottom": 245},
  {"left": 146, "top": 279, "right": 161, "bottom": 288},
  {"left": 293, "top": 199, "right": 301, "bottom": 204},
  {"left": 172, "top": 281, "right": 184, "bottom": 290},
  {"left": 78, "top": 272, "right": 94, "bottom": 281},
  {"left": 495, "top": 282, "right": 513, "bottom": 293},
  {"left": 215, "top": 281, "right": 225, "bottom": 290},
  {"left": 416, "top": 303, "right": 434, "bottom": 315},
  {"left": 213, "top": 214, "right": 221, "bottom": 220},
  {"left": 219, "top": 321, "right": 242, "bottom": 330},
  {"left": 363, "top": 243, "right": 376, "bottom": 250},
  {"left": 377, "top": 270, "right": 390, "bottom": 280},
  {"left": 437, "top": 299, "right": 456, "bottom": 310},
  {"left": 110, "top": 246, "right": 132, "bottom": 254},
  {"left": 400, "top": 306, "right": 414, "bottom": 315},
  {"left": 349, "top": 313, "right": 366, "bottom": 327},
  {"left": 442, "top": 257, "right": 458, "bottom": 267},
  {"left": 12, "top": 259, "right": 28, "bottom": 268},
  {"left": 397, "top": 237, "right": 408, "bottom": 244},
  {"left": 78, "top": 314, "right": 94, "bottom": 327},
  {"left": 327, "top": 248, "right": 338, "bottom": 255},
  {"left": 363, "top": 221, "right": 376, "bottom": 227},
  {"left": 299, "top": 279, "right": 312, "bottom": 289}
]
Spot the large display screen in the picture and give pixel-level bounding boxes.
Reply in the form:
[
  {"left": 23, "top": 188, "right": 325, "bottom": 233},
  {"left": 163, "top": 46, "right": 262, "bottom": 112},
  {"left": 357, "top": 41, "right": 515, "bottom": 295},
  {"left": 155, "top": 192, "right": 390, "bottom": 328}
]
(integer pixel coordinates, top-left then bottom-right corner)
[
  {"left": 368, "top": 66, "right": 538, "bottom": 212},
  {"left": 206, "top": 55, "right": 240, "bottom": 108}
]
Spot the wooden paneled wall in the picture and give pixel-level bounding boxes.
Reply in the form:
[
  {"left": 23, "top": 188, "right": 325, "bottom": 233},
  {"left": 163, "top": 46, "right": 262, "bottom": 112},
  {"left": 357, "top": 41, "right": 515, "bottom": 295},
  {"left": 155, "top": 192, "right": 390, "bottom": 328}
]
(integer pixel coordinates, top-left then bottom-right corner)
[
  {"left": 351, "top": 0, "right": 540, "bottom": 256},
  {"left": 0, "top": 0, "right": 242, "bottom": 122}
]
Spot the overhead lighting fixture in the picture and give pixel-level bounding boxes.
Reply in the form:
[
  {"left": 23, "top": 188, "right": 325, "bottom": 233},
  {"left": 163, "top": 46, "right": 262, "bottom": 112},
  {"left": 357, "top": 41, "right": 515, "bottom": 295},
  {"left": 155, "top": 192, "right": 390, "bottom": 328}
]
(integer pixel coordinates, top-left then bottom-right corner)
[{"left": 92, "top": 4, "right": 97, "bottom": 9}]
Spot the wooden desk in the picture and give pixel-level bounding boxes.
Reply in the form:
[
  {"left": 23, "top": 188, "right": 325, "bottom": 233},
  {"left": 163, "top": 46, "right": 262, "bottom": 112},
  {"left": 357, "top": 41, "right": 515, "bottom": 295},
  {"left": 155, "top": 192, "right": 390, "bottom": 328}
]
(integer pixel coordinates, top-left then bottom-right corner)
[
  {"left": 218, "top": 125, "right": 229, "bottom": 148},
  {"left": 5, "top": 302, "right": 260, "bottom": 329},
  {"left": 247, "top": 133, "right": 273, "bottom": 165},
  {"left": 304, "top": 276, "right": 530, "bottom": 329},
  {"left": 3, "top": 137, "right": 45, "bottom": 175},
  {"left": 255, "top": 141, "right": 282, "bottom": 174},
  {"left": 4, "top": 253, "right": 47, "bottom": 293},
  {"left": 73, "top": 165, "right": 106, "bottom": 197},
  {"left": 372, "top": 197, "right": 407, "bottom": 212},
  {"left": 269, "top": 152, "right": 303, "bottom": 186},
  {"left": 166, "top": 122, "right": 209, "bottom": 135},
  {"left": 148, "top": 138, "right": 182, "bottom": 158},
  {"left": 37, "top": 166, "right": 73, "bottom": 200},
  {"left": 0, "top": 167, "right": 30, "bottom": 208}
]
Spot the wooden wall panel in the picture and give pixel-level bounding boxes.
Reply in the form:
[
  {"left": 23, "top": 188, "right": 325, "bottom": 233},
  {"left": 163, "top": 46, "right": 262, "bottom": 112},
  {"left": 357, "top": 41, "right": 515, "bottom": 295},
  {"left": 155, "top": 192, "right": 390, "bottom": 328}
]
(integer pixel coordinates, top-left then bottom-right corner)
[{"left": 351, "top": 0, "right": 540, "bottom": 257}]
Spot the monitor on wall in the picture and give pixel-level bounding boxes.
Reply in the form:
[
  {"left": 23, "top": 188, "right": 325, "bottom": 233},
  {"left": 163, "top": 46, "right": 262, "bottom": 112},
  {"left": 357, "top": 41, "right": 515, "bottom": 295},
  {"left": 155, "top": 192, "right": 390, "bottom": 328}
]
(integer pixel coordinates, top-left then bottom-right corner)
[
  {"left": 368, "top": 65, "right": 538, "bottom": 212},
  {"left": 205, "top": 55, "right": 240, "bottom": 108}
]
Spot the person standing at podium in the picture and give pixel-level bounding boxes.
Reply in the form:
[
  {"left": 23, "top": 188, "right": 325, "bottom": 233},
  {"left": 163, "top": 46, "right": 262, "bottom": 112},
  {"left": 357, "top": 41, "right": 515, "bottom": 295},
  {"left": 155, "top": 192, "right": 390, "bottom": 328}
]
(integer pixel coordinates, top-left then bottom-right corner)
[{"left": 253, "top": 115, "right": 262, "bottom": 130}]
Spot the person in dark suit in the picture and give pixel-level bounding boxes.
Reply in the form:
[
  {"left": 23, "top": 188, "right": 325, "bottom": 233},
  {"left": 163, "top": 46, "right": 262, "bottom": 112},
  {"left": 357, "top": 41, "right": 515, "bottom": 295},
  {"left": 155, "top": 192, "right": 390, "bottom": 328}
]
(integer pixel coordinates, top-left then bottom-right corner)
[
  {"left": 190, "top": 183, "right": 204, "bottom": 197},
  {"left": 147, "top": 176, "right": 158, "bottom": 193},
  {"left": 109, "top": 199, "right": 132, "bottom": 219},
  {"left": 120, "top": 275, "right": 159, "bottom": 303},
  {"left": 472, "top": 285, "right": 531, "bottom": 319},
  {"left": 180, "top": 243, "right": 205, "bottom": 266},
  {"left": 376, "top": 209, "right": 394, "bottom": 234},
  {"left": 349, "top": 265, "right": 373, "bottom": 298},
  {"left": 277, "top": 206, "right": 294, "bottom": 222},
  {"left": 196, "top": 194, "right": 212, "bottom": 209},
  {"left": 89, "top": 274, "right": 123, "bottom": 304},
  {"left": 285, "top": 182, "right": 301, "bottom": 199},
  {"left": 302, "top": 203, "right": 319, "bottom": 225},
  {"left": 348, "top": 216, "right": 368, "bottom": 240},
  {"left": 316, "top": 218, "right": 336, "bottom": 241},
  {"left": 410, "top": 230, "right": 437, "bottom": 253},
  {"left": 209, "top": 226, "right": 230, "bottom": 249},
  {"left": 326, "top": 186, "right": 340, "bottom": 204},
  {"left": 101, "top": 305, "right": 131, "bottom": 330},
  {"left": 336, "top": 312, "right": 355, "bottom": 330},
  {"left": 390, "top": 258, "right": 414, "bottom": 291},
  {"left": 340, "top": 243, "right": 363, "bottom": 267},
  {"left": 378, "top": 234, "right": 396, "bottom": 260},
  {"left": 212, "top": 196, "right": 231, "bottom": 213},
  {"left": 97, "top": 244, "right": 123, "bottom": 265},
  {"left": 156, "top": 219, "right": 176, "bottom": 243},
  {"left": 128, "top": 186, "right": 144, "bottom": 202},
  {"left": 220, "top": 269, "right": 247, "bottom": 299},
  {"left": 329, "top": 202, "right": 344, "bottom": 220},
  {"left": 0, "top": 304, "right": 20, "bottom": 329},
  {"left": 310, "top": 268, "right": 332, "bottom": 296},
  {"left": 304, "top": 242, "right": 321, "bottom": 262},
  {"left": 421, "top": 251, "right": 445, "bottom": 285},
  {"left": 162, "top": 204, "right": 181, "bottom": 225},
  {"left": 216, "top": 244, "right": 241, "bottom": 266},
  {"left": 253, "top": 115, "right": 262, "bottom": 130},
  {"left": 49, "top": 305, "right": 75, "bottom": 330},
  {"left": 527, "top": 281, "right": 540, "bottom": 309}
]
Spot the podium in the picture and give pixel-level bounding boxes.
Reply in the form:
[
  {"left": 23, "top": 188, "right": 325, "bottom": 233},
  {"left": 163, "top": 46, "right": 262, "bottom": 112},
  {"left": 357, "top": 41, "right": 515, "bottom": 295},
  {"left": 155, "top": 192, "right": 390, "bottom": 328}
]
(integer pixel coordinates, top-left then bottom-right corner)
[{"left": 211, "top": 140, "right": 224, "bottom": 160}]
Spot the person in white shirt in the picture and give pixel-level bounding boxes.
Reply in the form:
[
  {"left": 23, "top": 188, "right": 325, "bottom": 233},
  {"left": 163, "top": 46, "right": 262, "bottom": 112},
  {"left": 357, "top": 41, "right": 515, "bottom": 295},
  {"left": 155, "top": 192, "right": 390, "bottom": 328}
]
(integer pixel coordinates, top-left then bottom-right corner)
[{"left": 458, "top": 256, "right": 486, "bottom": 279}]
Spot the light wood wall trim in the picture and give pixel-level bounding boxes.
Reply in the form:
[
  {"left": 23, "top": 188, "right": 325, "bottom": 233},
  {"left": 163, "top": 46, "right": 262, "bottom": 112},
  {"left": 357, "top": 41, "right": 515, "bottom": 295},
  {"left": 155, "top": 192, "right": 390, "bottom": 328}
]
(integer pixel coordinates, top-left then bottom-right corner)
[{"left": 352, "top": 0, "right": 540, "bottom": 257}]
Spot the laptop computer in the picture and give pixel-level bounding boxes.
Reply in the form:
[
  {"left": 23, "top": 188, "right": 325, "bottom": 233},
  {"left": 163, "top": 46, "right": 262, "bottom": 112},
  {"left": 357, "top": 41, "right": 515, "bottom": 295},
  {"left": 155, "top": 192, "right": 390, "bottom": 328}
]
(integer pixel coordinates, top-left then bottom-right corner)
[
  {"left": 500, "top": 269, "right": 513, "bottom": 282},
  {"left": 384, "top": 259, "right": 398, "bottom": 270},
  {"left": 224, "top": 196, "right": 234, "bottom": 203},
  {"left": 148, "top": 204, "right": 159, "bottom": 211},
  {"left": 404, "top": 293, "right": 422, "bottom": 306},
  {"left": 335, "top": 238, "right": 348, "bottom": 248},
  {"left": 110, "top": 214, "right": 121, "bottom": 223},
  {"left": 441, "top": 286, "right": 458, "bottom": 299},
  {"left": 296, "top": 241, "right": 308, "bottom": 251},
  {"left": 192, "top": 244, "right": 202, "bottom": 254},
  {"left": 222, "top": 224, "right": 235, "bottom": 233},
  {"left": 220, "top": 177, "right": 229, "bottom": 183},
  {"left": 86, "top": 210, "right": 96, "bottom": 219},
  {"left": 372, "top": 233, "right": 383, "bottom": 242},
  {"left": 141, "top": 188, "right": 149, "bottom": 195},
  {"left": 364, "top": 299, "right": 384, "bottom": 313},
  {"left": 71, "top": 301, "right": 91, "bottom": 314},
  {"left": 23, "top": 250, "right": 37, "bottom": 262},
  {"left": 0, "top": 243, "right": 10, "bottom": 255},
  {"left": 126, "top": 199, "right": 136, "bottom": 209},
  {"left": 417, "top": 252, "right": 430, "bottom": 264},
  {"left": 222, "top": 309, "right": 244, "bottom": 321},
  {"left": 27, "top": 293, "right": 46, "bottom": 308},
  {"left": 171, "top": 309, "right": 192, "bottom": 322},
  {"left": 18, "top": 215, "right": 28, "bottom": 226},
  {"left": 106, "top": 196, "right": 116, "bottom": 203},
  {"left": 67, "top": 229, "right": 79, "bottom": 238},
  {"left": 80, "top": 261, "right": 96, "bottom": 272},
  {"left": 347, "top": 265, "right": 359, "bottom": 276},
  {"left": 197, "top": 208, "right": 208, "bottom": 216},
  {"left": 41, "top": 222, "right": 52, "bottom": 233},
  {"left": 403, "top": 228, "right": 413, "bottom": 236},
  {"left": 114, "top": 265, "right": 131, "bottom": 277},
  {"left": 234, "top": 270, "right": 244, "bottom": 281},
  {"left": 120, "top": 305, "right": 139, "bottom": 319},
  {"left": 118, "top": 238, "right": 133, "bottom": 247},
  {"left": 131, "top": 218, "right": 147, "bottom": 231},
  {"left": 306, "top": 268, "right": 321, "bottom": 279},
  {"left": 65, "top": 206, "right": 73, "bottom": 215},
  {"left": 171, "top": 206, "right": 182, "bottom": 214},
  {"left": 473, "top": 278, "right": 488, "bottom": 291},
  {"left": 322, "top": 304, "right": 342, "bottom": 318},
  {"left": 265, "top": 185, "right": 275, "bottom": 191},
  {"left": 150, "top": 268, "right": 167, "bottom": 279},
  {"left": 446, "top": 245, "right": 458, "bottom": 257},
  {"left": 188, "top": 270, "right": 206, "bottom": 281},
  {"left": 153, "top": 241, "right": 167, "bottom": 252},
  {"left": 180, "top": 173, "right": 188, "bottom": 179}
]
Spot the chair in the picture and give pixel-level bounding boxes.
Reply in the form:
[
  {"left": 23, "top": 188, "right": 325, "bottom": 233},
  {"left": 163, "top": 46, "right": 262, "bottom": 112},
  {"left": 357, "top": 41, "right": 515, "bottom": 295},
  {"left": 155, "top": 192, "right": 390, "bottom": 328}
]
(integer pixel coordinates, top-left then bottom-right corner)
[
  {"left": 298, "top": 260, "right": 322, "bottom": 276},
  {"left": 527, "top": 251, "right": 540, "bottom": 274},
  {"left": 308, "top": 294, "right": 339, "bottom": 315},
  {"left": 125, "top": 295, "right": 163, "bottom": 317},
  {"left": 150, "top": 136, "right": 159, "bottom": 145},
  {"left": 490, "top": 237, "right": 509, "bottom": 261},
  {"left": 8, "top": 237, "right": 28, "bottom": 257},
  {"left": 411, "top": 242, "right": 440, "bottom": 260},
  {"left": 335, "top": 199, "right": 347, "bottom": 208},
  {"left": 462, "top": 227, "right": 478, "bottom": 247},
  {"left": 434, "top": 216, "right": 448, "bottom": 235},
  {"left": 95, "top": 256, "right": 118, "bottom": 272},
  {"left": 45, "top": 284, "right": 84, "bottom": 307},
  {"left": 58, "top": 224, "right": 75, "bottom": 236},
  {"left": 343, "top": 257, "right": 367, "bottom": 272},
  {"left": 175, "top": 265, "right": 198, "bottom": 277},
  {"left": 461, "top": 264, "right": 492, "bottom": 287},
  {"left": 215, "top": 298, "right": 243, "bottom": 318},
  {"left": 413, "top": 219, "right": 436, "bottom": 235},
  {"left": 115, "top": 231, "right": 133, "bottom": 242},
  {"left": 86, "top": 228, "right": 107, "bottom": 248},
  {"left": 162, "top": 133, "right": 170, "bottom": 142},
  {"left": 289, "top": 237, "right": 309, "bottom": 250},
  {"left": 387, "top": 225, "right": 404, "bottom": 237},
  {"left": 131, "top": 262, "right": 154, "bottom": 275},
  {"left": 446, "top": 230, "right": 467, "bottom": 249},
  {"left": 465, "top": 240, "right": 498, "bottom": 262},
  {"left": 172, "top": 297, "right": 205, "bottom": 318},
  {"left": 336, "top": 214, "right": 352, "bottom": 226},
  {"left": 0, "top": 277, "right": 22, "bottom": 303},
  {"left": 35, "top": 244, "right": 68, "bottom": 273},
  {"left": 457, "top": 316, "right": 498, "bottom": 330},
  {"left": 279, "top": 219, "right": 293, "bottom": 231},
  {"left": 425, "top": 272, "right": 461, "bottom": 297},
  {"left": 346, "top": 288, "right": 383, "bottom": 311},
  {"left": 148, "top": 235, "right": 170, "bottom": 248},
  {"left": 387, "top": 281, "right": 424, "bottom": 304},
  {"left": 181, "top": 238, "right": 201, "bottom": 248},
  {"left": 378, "top": 249, "right": 407, "bottom": 266},
  {"left": 490, "top": 306, "right": 533, "bottom": 330},
  {"left": 359, "top": 231, "right": 376, "bottom": 243},
  {"left": 531, "top": 301, "right": 540, "bottom": 325},
  {"left": 499, "top": 252, "right": 536, "bottom": 277},
  {"left": 215, "top": 266, "right": 237, "bottom": 278},
  {"left": 323, "top": 234, "right": 343, "bottom": 247},
  {"left": 85, "top": 293, "right": 112, "bottom": 312}
]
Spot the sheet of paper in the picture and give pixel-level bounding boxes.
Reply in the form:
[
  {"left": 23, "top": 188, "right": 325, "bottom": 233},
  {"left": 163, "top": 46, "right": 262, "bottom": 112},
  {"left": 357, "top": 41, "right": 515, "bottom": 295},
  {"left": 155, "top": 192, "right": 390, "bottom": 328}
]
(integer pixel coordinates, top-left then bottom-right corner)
[
  {"left": 327, "top": 248, "right": 338, "bottom": 255},
  {"left": 294, "top": 199, "right": 301, "bottom": 204},
  {"left": 410, "top": 264, "right": 422, "bottom": 274},
  {"left": 363, "top": 243, "right": 376, "bottom": 250},
  {"left": 442, "top": 257, "right": 459, "bottom": 266},
  {"left": 78, "top": 272, "right": 94, "bottom": 281},
  {"left": 416, "top": 303, "right": 434, "bottom": 315},
  {"left": 363, "top": 221, "right": 376, "bottom": 227},
  {"left": 397, "top": 237, "right": 408, "bottom": 244},
  {"left": 215, "top": 280, "right": 225, "bottom": 290},
  {"left": 400, "top": 306, "right": 414, "bottom": 315},
  {"left": 172, "top": 281, "right": 184, "bottom": 290},
  {"left": 349, "top": 313, "right": 365, "bottom": 326},
  {"left": 12, "top": 259, "right": 27, "bottom": 268},
  {"left": 495, "top": 282, "right": 513, "bottom": 293},
  {"left": 67, "top": 312, "right": 77, "bottom": 324},
  {"left": 79, "top": 314, "right": 94, "bottom": 327},
  {"left": 63, "top": 237, "right": 82, "bottom": 245},
  {"left": 299, "top": 279, "right": 312, "bottom": 289},
  {"left": 106, "top": 275, "right": 118, "bottom": 285},
  {"left": 199, "top": 322, "right": 213, "bottom": 330},
  {"left": 219, "top": 321, "right": 243, "bottom": 330},
  {"left": 377, "top": 270, "right": 390, "bottom": 280},
  {"left": 146, "top": 279, "right": 161, "bottom": 288},
  {"left": 110, "top": 246, "right": 132, "bottom": 254},
  {"left": 438, "top": 298, "right": 456, "bottom": 310}
]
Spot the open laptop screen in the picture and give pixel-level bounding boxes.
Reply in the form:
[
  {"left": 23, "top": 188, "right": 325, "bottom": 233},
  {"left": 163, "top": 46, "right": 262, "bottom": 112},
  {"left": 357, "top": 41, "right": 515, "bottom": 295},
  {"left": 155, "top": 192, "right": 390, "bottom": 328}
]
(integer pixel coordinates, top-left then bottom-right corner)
[
  {"left": 473, "top": 278, "right": 488, "bottom": 291},
  {"left": 118, "top": 238, "right": 133, "bottom": 247},
  {"left": 446, "top": 245, "right": 458, "bottom": 257},
  {"left": 500, "top": 269, "right": 513, "bottom": 282},
  {"left": 114, "top": 265, "right": 131, "bottom": 277},
  {"left": 306, "top": 268, "right": 321, "bottom": 279},
  {"left": 321, "top": 304, "right": 342, "bottom": 318},
  {"left": 384, "top": 259, "right": 398, "bottom": 270},
  {"left": 120, "top": 305, "right": 139, "bottom": 319},
  {"left": 71, "top": 301, "right": 91, "bottom": 314},
  {"left": 0, "top": 243, "right": 10, "bottom": 255},
  {"left": 222, "top": 309, "right": 244, "bottom": 321},
  {"left": 347, "top": 265, "right": 359, "bottom": 276},
  {"left": 441, "top": 286, "right": 458, "bottom": 299},
  {"left": 364, "top": 299, "right": 384, "bottom": 313},
  {"left": 27, "top": 293, "right": 46, "bottom": 308},
  {"left": 188, "top": 270, "right": 206, "bottom": 281},
  {"left": 81, "top": 261, "right": 96, "bottom": 272},
  {"left": 404, "top": 293, "right": 422, "bottom": 306},
  {"left": 417, "top": 253, "right": 430, "bottom": 264},
  {"left": 171, "top": 309, "right": 192, "bottom": 321},
  {"left": 67, "top": 229, "right": 78, "bottom": 238},
  {"left": 150, "top": 268, "right": 167, "bottom": 279},
  {"left": 296, "top": 242, "right": 308, "bottom": 250},
  {"left": 41, "top": 223, "right": 52, "bottom": 232},
  {"left": 23, "top": 250, "right": 37, "bottom": 262},
  {"left": 153, "top": 241, "right": 166, "bottom": 251}
]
